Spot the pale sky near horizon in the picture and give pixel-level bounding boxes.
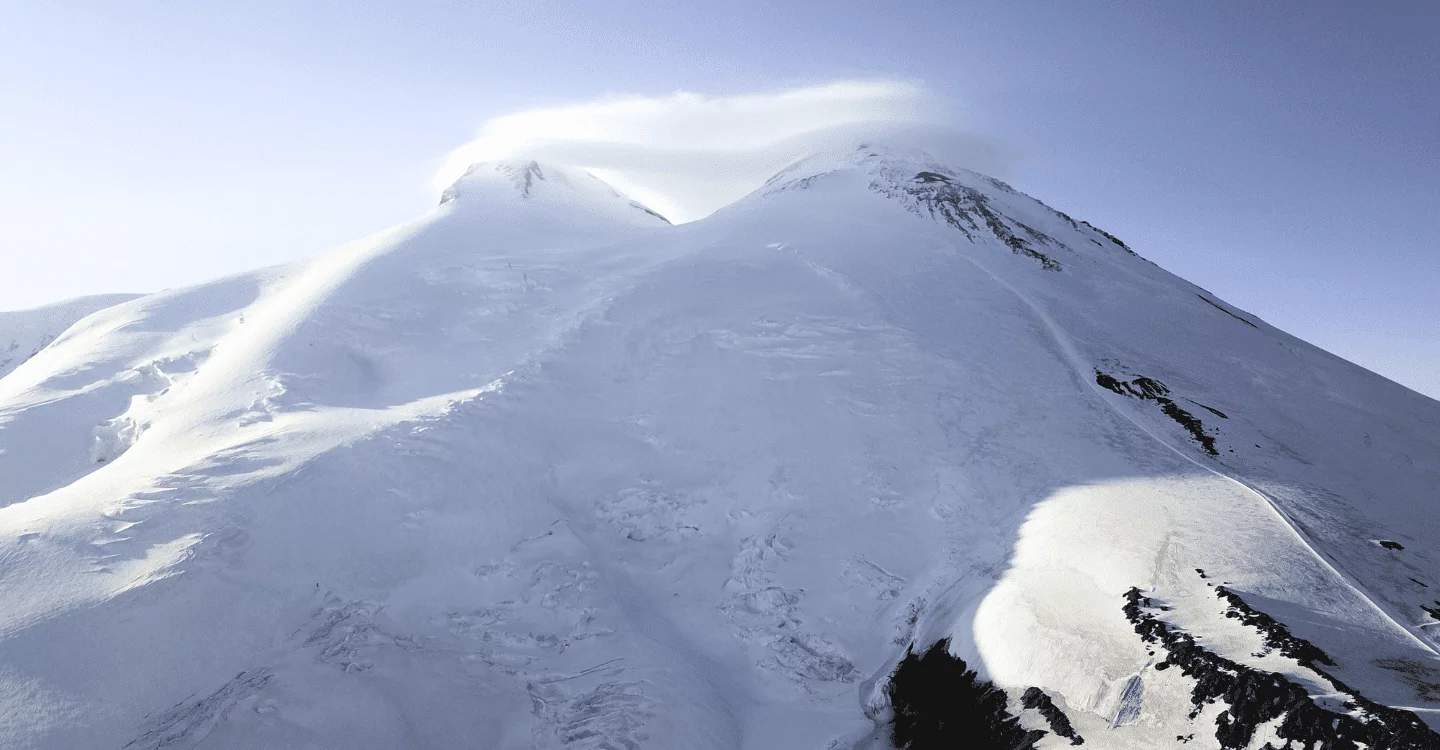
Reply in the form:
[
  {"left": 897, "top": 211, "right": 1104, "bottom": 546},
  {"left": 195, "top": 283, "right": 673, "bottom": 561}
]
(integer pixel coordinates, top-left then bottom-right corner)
[{"left": 1, "top": 1, "right": 1437, "bottom": 399}]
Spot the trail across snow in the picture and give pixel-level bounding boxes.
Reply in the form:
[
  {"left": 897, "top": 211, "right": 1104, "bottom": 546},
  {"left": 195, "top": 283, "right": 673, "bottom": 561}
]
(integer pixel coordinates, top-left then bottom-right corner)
[{"left": 950, "top": 240, "right": 1438, "bottom": 658}]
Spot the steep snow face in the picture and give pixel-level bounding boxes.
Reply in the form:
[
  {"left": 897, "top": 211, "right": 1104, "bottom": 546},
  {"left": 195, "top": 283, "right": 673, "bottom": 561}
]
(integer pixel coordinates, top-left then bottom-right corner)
[{"left": 1, "top": 145, "right": 1438, "bottom": 750}]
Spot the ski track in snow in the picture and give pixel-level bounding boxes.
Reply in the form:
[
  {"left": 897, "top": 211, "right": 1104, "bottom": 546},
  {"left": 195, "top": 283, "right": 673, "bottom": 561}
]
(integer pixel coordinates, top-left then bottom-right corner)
[{"left": 951, "top": 242, "right": 1439, "bottom": 658}]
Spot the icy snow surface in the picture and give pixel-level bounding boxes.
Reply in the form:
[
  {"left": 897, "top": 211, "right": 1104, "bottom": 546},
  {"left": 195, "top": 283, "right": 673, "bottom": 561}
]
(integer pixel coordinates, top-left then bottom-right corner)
[{"left": 1, "top": 147, "right": 1438, "bottom": 749}]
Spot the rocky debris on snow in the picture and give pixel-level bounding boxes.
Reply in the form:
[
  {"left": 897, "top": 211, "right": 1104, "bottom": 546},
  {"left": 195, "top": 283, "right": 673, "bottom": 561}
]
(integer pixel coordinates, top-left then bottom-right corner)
[
  {"left": 1123, "top": 587, "right": 1440, "bottom": 749},
  {"left": 1184, "top": 398, "right": 1229, "bottom": 419},
  {"left": 1214, "top": 585, "right": 1334, "bottom": 669},
  {"left": 892, "top": 170, "right": 1061, "bottom": 271},
  {"left": 1078, "top": 219, "right": 1136, "bottom": 256},
  {"left": 1020, "top": 687, "right": 1084, "bottom": 745},
  {"left": 1095, "top": 370, "right": 1219, "bottom": 455}
]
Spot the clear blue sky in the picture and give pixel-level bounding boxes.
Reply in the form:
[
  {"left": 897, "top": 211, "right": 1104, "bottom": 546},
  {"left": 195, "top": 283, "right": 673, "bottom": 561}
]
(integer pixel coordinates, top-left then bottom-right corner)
[{"left": 2, "top": 1, "right": 1437, "bottom": 398}]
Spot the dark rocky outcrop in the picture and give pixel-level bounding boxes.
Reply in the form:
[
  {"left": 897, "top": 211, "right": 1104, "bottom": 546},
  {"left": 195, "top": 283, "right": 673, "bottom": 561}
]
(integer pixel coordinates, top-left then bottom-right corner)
[
  {"left": 1095, "top": 371, "right": 1219, "bottom": 455},
  {"left": 901, "top": 171, "right": 1061, "bottom": 271},
  {"left": 1214, "top": 586, "right": 1333, "bottom": 669},
  {"left": 1122, "top": 587, "right": 1440, "bottom": 749},
  {"left": 1021, "top": 687, "right": 1084, "bottom": 745},
  {"left": 1079, "top": 219, "right": 1136, "bottom": 255},
  {"left": 886, "top": 638, "right": 1045, "bottom": 750},
  {"left": 1185, "top": 399, "right": 1229, "bottom": 419}
]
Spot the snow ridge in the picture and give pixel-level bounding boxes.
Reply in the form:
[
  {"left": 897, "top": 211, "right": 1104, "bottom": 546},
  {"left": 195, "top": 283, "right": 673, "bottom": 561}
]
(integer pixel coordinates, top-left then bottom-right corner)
[{"left": 439, "top": 159, "right": 670, "bottom": 225}]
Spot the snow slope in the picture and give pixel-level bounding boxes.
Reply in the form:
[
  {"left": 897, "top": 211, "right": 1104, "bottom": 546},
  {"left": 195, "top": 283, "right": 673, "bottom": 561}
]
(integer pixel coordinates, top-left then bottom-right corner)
[
  {"left": 0, "top": 146, "right": 1437, "bottom": 749},
  {"left": 0, "top": 294, "right": 139, "bottom": 379}
]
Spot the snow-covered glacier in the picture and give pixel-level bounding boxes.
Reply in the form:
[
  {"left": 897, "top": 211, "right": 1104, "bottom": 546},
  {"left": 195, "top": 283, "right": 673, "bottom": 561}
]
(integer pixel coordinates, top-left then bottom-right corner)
[{"left": 1, "top": 145, "right": 1438, "bottom": 749}]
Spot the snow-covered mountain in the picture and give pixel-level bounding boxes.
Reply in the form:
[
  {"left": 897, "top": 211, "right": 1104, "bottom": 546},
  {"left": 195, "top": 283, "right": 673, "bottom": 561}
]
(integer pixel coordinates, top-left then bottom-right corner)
[
  {"left": 0, "top": 294, "right": 140, "bottom": 379},
  {"left": 1, "top": 144, "right": 1438, "bottom": 750}
]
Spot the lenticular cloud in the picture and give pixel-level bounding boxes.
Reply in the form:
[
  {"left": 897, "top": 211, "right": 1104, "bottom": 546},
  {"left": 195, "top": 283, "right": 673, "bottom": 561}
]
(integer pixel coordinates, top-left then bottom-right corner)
[{"left": 434, "top": 80, "right": 955, "bottom": 222}]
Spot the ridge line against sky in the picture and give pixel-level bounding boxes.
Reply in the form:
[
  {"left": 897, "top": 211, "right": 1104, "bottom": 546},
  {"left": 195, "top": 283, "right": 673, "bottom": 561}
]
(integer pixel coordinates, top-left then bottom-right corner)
[
  {"left": 1, "top": 2, "right": 1436, "bottom": 399},
  {"left": 433, "top": 79, "right": 1018, "bottom": 224},
  {"left": 433, "top": 79, "right": 940, "bottom": 223}
]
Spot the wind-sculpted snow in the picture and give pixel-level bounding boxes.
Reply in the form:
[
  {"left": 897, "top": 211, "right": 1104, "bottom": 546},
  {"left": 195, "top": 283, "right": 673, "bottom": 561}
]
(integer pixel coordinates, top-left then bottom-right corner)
[
  {"left": 1, "top": 142, "right": 1438, "bottom": 749},
  {"left": 0, "top": 294, "right": 139, "bottom": 380}
]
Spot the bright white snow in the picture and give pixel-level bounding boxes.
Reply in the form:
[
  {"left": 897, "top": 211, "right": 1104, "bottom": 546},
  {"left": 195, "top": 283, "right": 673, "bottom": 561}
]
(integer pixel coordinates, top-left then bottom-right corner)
[
  {"left": 0, "top": 142, "right": 1437, "bottom": 749},
  {"left": 0, "top": 294, "right": 139, "bottom": 380}
]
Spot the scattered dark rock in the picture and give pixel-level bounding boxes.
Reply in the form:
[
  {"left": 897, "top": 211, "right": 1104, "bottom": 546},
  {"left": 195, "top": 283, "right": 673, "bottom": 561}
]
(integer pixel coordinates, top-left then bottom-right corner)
[
  {"left": 1380, "top": 540, "right": 1406, "bottom": 551},
  {"left": 1196, "top": 569, "right": 1208, "bottom": 579},
  {"left": 1157, "top": 400, "right": 1217, "bottom": 455},
  {"left": 1214, "top": 586, "right": 1333, "bottom": 669},
  {"left": 1095, "top": 371, "right": 1219, "bottom": 455},
  {"left": 1421, "top": 603, "right": 1440, "bottom": 621},
  {"left": 901, "top": 171, "right": 1061, "bottom": 271},
  {"left": 1016, "top": 221, "right": 1059, "bottom": 248},
  {"left": 1184, "top": 399, "right": 1229, "bottom": 419},
  {"left": 886, "top": 638, "right": 1045, "bottom": 749},
  {"left": 1079, "top": 220, "right": 1137, "bottom": 255},
  {"left": 1411, "top": 578, "right": 1429, "bottom": 588},
  {"left": 1021, "top": 687, "right": 1084, "bottom": 745},
  {"left": 1122, "top": 587, "right": 1440, "bottom": 749}
]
